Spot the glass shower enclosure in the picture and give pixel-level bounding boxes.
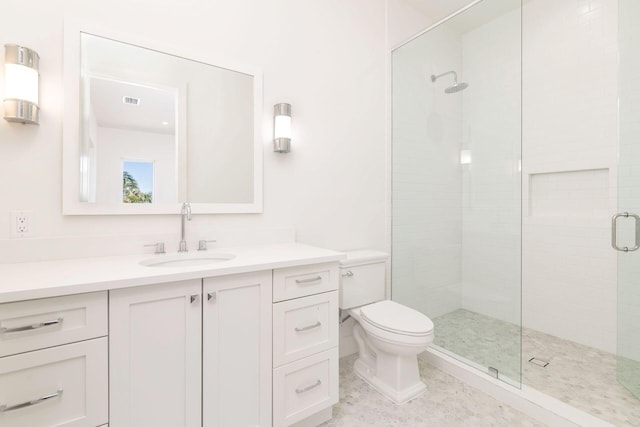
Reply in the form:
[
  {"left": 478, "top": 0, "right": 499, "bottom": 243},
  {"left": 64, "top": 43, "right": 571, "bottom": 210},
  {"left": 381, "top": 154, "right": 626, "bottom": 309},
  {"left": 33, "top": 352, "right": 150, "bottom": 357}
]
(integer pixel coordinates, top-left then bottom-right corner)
[
  {"left": 391, "top": 0, "right": 522, "bottom": 386},
  {"left": 616, "top": 0, "right": 640, "bottom": 399}
]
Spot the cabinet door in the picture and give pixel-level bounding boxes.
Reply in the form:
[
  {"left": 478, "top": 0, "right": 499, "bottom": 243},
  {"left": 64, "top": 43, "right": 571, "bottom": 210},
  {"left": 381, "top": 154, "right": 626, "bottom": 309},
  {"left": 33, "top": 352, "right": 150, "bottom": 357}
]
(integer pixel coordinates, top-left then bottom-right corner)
[
  {"left": 109, "top": 280, "right": 202, "bottom": 427},
  {"left": 203, "top": 271, "right": 272, "bottom": 427}
]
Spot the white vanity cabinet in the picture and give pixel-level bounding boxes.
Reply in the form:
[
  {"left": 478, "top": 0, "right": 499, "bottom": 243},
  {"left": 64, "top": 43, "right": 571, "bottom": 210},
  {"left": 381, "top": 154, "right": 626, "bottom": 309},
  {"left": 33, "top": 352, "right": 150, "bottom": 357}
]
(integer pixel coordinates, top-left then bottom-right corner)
[
  {"left": 109, "top": 279, "right": 203, "bottom": 427},
  {"left": 0, "top": 292, "right": 108, "bottom": 427},
  {"left": 109, "top": 272, "right": 272, "bottom": 427},
  {"left": 0, "top": 243, "right": 344, "bottom": 427},
  {"left": 272, "top": 263, "right": 340, "bottom": 427}
]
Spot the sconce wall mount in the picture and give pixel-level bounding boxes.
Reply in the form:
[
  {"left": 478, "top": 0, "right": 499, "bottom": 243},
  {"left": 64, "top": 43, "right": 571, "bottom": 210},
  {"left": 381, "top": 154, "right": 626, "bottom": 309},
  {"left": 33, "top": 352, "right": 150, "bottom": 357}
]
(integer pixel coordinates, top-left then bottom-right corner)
[
  {"left": 4, "top": 44, "right": 40, "bottom": 125},
  {"left": 273, "top": 103, "right": 291, "bottom": 153}
]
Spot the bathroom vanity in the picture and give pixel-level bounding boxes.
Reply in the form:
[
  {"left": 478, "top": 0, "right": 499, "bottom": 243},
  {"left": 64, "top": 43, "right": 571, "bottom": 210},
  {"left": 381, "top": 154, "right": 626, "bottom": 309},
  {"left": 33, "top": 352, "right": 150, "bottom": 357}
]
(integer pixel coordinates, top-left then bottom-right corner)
[{"left": 0, "top": 243, "right": 343, "bottom": 427}]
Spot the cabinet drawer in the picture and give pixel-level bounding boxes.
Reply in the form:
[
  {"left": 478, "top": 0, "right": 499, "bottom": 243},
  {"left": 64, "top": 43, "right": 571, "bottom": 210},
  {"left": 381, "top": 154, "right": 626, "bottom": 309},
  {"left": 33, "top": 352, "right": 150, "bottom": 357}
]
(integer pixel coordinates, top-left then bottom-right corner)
[
  {"left": 273, "top": 291, "right": 338, "bottom": 367},
  {"left": 273, "top": 348, "right": 338, "bottom": 427},
  {"left": 273, "top": 263, "right": 338, "bottom": 302},
  {"left": 0, "top": 337, "right": 108, "bottom": 427},
  {"left": 0, "top": 292, "right": 107, "bottom": 357}
]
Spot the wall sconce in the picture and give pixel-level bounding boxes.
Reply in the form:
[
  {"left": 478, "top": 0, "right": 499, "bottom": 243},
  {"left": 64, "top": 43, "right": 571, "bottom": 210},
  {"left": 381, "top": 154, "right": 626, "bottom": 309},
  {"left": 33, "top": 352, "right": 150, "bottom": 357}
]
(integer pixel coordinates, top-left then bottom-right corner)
[
  {"left": 460, "top": 149, "right": 472, "bottom": 165},
  {"left": 273, "top": 103, "right": 291, "bottom": 153},
  {"left": 4, "top": 44, "right": 40, "bottom": 125}
]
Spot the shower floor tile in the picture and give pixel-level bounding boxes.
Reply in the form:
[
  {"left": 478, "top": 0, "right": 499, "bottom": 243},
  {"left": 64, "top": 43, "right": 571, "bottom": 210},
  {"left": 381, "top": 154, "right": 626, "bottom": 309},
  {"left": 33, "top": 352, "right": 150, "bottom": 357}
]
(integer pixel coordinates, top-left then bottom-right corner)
[
  {"left": 433, "top": 309, "right": 640, "bottom": 426},
  {"left": 320, "top": 354, "right": 543, "bottom": 427}
]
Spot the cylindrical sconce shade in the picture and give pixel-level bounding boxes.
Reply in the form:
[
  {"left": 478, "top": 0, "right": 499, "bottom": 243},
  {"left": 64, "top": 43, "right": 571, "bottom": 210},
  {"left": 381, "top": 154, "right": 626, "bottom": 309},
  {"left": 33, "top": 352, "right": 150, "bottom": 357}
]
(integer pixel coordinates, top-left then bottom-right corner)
[
  {"left": 4, "top": 44, "right": 40, "bottom": 124},
  {"left": 273, "top": 103, "right": 291, "bottom": 153}
]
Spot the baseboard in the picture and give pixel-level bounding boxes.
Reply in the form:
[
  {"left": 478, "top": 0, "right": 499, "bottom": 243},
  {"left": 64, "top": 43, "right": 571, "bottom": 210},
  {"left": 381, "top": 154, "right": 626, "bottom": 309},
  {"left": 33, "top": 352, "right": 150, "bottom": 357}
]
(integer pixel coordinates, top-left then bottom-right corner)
[
  {"left": 339, "top": 335, "right": 358, "bottom": 358},
  {"left": 290, "top": 407, "right": 333, "bottom": 427}
]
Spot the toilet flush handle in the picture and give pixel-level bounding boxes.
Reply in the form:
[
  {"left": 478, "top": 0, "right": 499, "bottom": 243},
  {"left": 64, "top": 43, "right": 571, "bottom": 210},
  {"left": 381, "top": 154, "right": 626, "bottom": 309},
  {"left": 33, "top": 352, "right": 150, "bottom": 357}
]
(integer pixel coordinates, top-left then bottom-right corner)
[{"left": 342, "top": 270, "right": 354, "bottom": 278}]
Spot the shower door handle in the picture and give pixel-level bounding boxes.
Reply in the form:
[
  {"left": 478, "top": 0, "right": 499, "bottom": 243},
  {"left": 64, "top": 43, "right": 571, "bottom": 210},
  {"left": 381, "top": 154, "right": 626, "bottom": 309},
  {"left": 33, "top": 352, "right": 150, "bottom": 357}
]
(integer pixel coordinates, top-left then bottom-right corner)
[{"left": 611, "top": 212, "right": 640, "bottom": 252}]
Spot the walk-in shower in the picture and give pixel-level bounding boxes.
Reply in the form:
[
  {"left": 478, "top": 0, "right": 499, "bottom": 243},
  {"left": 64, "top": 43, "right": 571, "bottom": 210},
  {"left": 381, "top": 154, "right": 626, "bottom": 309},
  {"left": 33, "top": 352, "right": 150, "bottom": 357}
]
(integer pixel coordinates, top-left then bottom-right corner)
[
  {"left": 391, "top": 0, "right": 640, "bottom": 425},
  {"left": 430, "top": 71, "right": 468, "bottom": 93}
]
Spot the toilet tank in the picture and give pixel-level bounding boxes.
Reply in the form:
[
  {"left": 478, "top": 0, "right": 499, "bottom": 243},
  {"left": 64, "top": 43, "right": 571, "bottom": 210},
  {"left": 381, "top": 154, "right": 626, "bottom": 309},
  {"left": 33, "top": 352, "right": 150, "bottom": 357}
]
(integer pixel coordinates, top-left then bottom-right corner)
[{"left": 339, "top": 250, "right": 388, "bottom": 309}]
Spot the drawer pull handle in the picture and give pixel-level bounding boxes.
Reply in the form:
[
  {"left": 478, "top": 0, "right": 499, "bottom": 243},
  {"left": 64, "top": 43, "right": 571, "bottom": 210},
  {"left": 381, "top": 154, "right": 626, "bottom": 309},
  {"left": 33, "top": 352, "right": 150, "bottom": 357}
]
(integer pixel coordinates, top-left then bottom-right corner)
[
  {"left": 295, "top": 321, "right": 322, "bottom": 332},
  {"left": 295, "top": 380, "right": 321, "bottom": 394},
  {"left": 0, "top": 317, "right": 64, "bottom": 334},
  {"left": 295, "top": 276, "right": 322, "bottom": 285},
  {"left": 342, "top": 270, "right": 354, "bottom": 278},
  {"left": 0, "top": 388, "right": 63, "bottom": 413}
]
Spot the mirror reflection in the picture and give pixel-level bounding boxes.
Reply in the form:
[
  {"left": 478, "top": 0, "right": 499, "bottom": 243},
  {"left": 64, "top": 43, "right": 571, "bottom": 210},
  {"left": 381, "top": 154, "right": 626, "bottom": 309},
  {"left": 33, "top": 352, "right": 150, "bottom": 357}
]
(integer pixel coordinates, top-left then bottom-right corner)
[{"left": 79, "top": 32, "right": 255, "bottom": 207}]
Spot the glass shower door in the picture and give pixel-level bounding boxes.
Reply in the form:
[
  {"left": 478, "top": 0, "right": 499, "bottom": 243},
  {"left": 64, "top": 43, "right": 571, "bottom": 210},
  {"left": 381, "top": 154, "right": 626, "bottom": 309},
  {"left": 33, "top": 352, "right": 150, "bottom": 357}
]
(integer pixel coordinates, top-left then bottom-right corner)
[
  {"left": 391, "top": 0, "right": 522, "bottom": 387},
  {"left": 616, "top": 0, "right": 640, "bottom": 399}
]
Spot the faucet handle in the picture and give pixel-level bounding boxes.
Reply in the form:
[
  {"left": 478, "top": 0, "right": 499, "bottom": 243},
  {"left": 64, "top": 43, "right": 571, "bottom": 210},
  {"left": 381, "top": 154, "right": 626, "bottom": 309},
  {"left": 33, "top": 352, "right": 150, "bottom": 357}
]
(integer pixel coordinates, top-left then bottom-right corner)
[
  {"left": 144, "top": 242, "right": 166, "bottom": 254},
  {"left": 198, "top": 240, "right": 217, "bottom": 251}
]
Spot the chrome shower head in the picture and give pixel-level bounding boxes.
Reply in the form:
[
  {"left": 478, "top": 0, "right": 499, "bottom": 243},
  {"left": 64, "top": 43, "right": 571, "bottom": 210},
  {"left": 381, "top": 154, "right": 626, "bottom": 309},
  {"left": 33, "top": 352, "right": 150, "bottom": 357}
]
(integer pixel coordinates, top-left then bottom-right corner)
[
  {"left": 445, "top": 82, "right": 469, "bottom": 93},
  {"left": 430, "top": 70, "right": 469, "bottom": 94}
]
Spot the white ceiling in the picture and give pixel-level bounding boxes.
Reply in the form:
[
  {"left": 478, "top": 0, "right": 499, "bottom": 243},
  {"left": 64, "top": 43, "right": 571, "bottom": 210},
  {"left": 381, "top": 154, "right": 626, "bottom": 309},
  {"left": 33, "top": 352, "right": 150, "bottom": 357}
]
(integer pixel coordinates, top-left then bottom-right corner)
[
  {"left": 403, "top": 0, "right": 474, "bottom": 21},
  {"left": 89, "top": 77, "right": 176, "bottom": 135},
  {"left": 403, "top": 0, "right": 520, "bottom": 34}
]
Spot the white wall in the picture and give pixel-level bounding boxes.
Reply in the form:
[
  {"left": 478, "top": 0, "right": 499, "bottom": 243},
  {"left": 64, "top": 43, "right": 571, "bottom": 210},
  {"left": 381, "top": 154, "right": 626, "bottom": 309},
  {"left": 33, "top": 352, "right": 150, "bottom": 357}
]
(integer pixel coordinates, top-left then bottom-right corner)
[
  {"left": 386, "top": 0, "right": 437, "bottom": 48},
  {"left": 0, "top": 0, "right": 387, "bottom": 262},
  {"left": 521, "top": 0, "right": 618, "bottom": 353}
]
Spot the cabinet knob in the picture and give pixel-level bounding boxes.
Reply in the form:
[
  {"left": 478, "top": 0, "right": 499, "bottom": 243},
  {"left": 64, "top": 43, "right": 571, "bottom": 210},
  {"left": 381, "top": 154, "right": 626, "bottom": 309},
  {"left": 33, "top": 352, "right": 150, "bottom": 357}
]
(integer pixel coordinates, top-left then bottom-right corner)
[
  {"left": 207, "top": 292, "right": 216, "bottom": 302},
  {"left": 190, "top": 294, "right": 199, "bottom": 304}
]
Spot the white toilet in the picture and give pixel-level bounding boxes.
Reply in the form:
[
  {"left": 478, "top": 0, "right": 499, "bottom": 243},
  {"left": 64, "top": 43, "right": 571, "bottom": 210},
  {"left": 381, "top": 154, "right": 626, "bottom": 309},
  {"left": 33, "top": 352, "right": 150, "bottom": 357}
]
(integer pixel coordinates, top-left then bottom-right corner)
[{"left": 340, "top": 250, "right": 434, "bottom": 404}]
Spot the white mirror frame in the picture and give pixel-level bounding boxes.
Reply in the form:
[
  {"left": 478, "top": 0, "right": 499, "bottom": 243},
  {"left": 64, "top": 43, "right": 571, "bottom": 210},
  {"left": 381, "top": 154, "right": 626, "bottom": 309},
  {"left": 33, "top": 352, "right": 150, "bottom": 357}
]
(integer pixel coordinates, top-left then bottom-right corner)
[{"left": 62, "top": 19, "right": 263, "bottom": 215}]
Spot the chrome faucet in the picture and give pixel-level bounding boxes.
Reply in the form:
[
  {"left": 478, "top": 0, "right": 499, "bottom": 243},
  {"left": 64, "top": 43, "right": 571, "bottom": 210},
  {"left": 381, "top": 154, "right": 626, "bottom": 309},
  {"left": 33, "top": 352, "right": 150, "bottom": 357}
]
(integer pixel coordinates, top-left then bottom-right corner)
[{"left": 179, "top": 202, "right": 192, "bottom": 252}]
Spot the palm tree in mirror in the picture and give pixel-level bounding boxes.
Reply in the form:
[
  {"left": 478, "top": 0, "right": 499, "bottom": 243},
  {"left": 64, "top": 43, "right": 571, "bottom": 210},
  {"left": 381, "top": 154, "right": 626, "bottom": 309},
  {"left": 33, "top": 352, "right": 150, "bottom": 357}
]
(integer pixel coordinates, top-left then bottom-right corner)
[{"left": 123, "top": 171, "right": 152, "bottom": 203}]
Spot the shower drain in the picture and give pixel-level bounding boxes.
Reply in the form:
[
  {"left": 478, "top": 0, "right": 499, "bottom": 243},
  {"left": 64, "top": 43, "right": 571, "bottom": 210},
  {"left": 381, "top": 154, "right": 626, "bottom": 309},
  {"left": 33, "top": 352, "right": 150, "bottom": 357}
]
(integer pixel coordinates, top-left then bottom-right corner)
[{"left": 528, "top": 357, "right": 549, "bottom": 367}]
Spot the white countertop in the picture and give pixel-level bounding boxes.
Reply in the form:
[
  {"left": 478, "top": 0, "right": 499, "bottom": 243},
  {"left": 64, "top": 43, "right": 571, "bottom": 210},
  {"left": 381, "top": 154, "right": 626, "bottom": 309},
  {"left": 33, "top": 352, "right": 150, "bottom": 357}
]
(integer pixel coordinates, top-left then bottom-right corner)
[{"left": 0, "top": 243, "right": 345, "bottom": 303}]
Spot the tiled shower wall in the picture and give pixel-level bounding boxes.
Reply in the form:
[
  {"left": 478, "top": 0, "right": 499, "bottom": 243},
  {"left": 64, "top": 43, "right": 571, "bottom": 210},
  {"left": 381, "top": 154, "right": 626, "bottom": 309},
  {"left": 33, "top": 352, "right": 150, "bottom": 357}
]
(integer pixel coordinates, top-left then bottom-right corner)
[{"left": 522, "top": 0, "right": 618, "bottom": 353}]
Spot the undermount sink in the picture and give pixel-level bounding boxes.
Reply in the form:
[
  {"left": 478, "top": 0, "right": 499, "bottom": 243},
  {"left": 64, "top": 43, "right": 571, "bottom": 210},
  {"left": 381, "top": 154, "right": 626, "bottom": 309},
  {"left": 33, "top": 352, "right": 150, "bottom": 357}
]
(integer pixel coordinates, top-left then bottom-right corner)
[{"left": 139, "top": 252, "right": 235, "bottom": 267}]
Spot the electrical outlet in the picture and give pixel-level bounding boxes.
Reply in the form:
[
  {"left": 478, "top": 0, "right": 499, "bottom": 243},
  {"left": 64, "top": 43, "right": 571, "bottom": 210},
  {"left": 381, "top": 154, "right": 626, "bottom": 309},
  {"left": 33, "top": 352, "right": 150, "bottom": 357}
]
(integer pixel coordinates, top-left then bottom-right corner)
[{"left": 11, "top": 210, "right": 32, "bottom": 238}]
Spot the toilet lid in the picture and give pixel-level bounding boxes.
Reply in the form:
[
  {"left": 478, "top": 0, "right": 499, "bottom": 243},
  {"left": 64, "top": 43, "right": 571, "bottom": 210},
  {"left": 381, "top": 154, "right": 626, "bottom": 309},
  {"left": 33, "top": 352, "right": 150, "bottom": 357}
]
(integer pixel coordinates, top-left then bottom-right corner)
[{"left": 360, "top": 300, "right": 434, "bottom": 336}]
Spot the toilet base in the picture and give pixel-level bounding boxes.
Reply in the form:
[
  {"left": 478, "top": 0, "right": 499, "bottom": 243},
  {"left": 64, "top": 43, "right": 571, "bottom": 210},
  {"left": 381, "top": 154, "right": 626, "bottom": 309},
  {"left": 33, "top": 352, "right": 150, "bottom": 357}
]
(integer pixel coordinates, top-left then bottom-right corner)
[{"left": 353, "top": 357, "right": 427, "bottom": 405}]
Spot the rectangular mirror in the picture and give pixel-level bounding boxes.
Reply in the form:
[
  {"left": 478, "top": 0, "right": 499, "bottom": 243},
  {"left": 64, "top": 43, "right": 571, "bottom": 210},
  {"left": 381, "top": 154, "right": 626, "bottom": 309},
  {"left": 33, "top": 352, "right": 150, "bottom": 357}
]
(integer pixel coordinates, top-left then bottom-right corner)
[{"left": 63, "top": 21, "right": 263, "bottom": 214}]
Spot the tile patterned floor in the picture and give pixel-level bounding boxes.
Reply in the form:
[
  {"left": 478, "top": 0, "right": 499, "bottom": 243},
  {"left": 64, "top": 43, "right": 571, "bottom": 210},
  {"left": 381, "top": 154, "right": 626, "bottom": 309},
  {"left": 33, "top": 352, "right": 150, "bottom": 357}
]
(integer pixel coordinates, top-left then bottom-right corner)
[
  {"left": 433, "top": 309, "right": 640, "bottom": 426},
  {"left": 320, "top": 354, "right": 543, "bottom": 427}
]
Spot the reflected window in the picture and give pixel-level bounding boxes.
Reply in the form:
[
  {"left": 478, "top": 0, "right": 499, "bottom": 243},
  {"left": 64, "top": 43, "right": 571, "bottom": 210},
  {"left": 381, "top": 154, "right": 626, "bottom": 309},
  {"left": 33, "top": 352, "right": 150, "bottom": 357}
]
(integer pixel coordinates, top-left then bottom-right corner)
[{"left": 123, "top": 160, "right": 154, "bottom": 203}]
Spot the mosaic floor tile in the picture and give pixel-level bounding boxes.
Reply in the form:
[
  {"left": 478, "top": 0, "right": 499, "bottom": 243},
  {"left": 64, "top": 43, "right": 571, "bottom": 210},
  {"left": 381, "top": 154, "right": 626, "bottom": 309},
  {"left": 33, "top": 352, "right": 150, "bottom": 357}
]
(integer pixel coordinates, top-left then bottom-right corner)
[
  {"left": 433, "top": 309, "right": 640, "bottom": 426},
  {"left": 321, "top": 354, "right": 543, "bottom": 427}
]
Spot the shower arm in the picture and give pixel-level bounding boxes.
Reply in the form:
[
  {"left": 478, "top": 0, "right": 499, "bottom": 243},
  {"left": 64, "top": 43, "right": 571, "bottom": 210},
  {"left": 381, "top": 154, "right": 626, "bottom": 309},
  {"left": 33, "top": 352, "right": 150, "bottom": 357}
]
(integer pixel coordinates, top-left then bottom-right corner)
[{"left": 431, "top": 70, "right": 459, "bottom": 84}]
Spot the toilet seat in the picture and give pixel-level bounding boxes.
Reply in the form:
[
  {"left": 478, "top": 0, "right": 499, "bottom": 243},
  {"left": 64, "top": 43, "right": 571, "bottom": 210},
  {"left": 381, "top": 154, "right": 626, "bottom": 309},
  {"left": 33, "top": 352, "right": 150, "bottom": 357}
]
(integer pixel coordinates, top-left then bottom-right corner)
[{"left": 360, "top": 300, "right": 434, "bottom": 337}]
